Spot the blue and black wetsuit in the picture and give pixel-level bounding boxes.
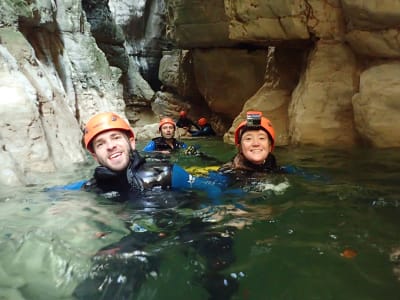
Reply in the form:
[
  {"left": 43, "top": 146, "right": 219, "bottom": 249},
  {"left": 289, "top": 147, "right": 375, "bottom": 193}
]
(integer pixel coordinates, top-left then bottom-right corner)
[
  {"left": 143, "top": 137, "right": 187, "bottom": 152},
  {"left": 82, "top": 150, "right": 226, "bottom": 208},
  {"left": 191, "top": 124, "right": 216, "bottom": 137},
  {"left": 176, "top": 117, "right": 200, "bottom": 133}
]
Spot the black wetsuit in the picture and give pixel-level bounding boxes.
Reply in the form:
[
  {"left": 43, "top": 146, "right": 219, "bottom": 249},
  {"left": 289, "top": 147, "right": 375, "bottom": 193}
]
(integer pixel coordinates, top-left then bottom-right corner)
[
  {"left": 152, "top": 136, "right": 186, "bottom": 151},
  {"left": 82, "top": 150, "right": 193, "bottom": 209},
  {"left": 191, "top": 124, "right": 216, "bottom": 137},
  {"left": 176, "top": 117, "right": 200, "bottom": 132},
  {"left": 219, "top": 152, "right": 282, "bottom": 174}
]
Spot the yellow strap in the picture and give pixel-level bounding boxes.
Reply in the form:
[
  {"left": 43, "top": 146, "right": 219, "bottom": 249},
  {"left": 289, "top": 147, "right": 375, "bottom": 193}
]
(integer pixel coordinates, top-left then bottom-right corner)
[{"left": 185, "top": 165, "right": 220, "bottom": 176}]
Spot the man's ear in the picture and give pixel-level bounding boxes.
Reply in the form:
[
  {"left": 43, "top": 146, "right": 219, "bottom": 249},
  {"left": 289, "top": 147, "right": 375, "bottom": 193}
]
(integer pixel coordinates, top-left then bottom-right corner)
[{"left": 129, "top": 137, "right": 136, "bottom": 149}]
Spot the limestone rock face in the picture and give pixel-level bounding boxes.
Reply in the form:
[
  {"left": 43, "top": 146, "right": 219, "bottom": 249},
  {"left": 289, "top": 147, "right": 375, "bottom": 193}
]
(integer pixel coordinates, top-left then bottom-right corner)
[
  {"left": 82, "top": 0, "right": 155, "bottom": 120},
  {"left": 289, "top": 42, "right": 358, "bottom": 147},
  {"left": 353, "top": 62, "right": 400, "bottom": 148},
  {"left": 192, "top": 48, "right": 268, "bottom": 119},
  {"left": 109, "top": 0, "right": 167, "bottom": 88},
  {"left": 166, "top": 0, "right": 232, "bottom": 48},
  {"left": 226, "top": 0, "right": 310, "bottom": 41},
  {"left": 343, "top": 0, "right": 400, "bottom": 58},
  {"left": 0, "top": 0, "right": 124, "bottom": 186}
]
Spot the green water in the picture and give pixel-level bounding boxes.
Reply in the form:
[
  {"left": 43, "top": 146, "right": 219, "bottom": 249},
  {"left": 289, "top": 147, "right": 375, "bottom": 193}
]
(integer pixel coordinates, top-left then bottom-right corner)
[{"left": 0, "top": 139, "right": 399, "bottom": 300}]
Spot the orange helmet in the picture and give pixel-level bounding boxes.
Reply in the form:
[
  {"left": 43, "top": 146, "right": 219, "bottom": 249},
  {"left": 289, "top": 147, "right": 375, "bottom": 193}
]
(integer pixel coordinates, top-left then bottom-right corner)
[
  {"left": 179, "top": 110, "right": 187, "bottom": 117},
  {"left": 159, "top": 117, "right": 176, "bottom": 131},
  {"left": 198, "top": 117, "right": 207, "bottom": 126},
  {"left": 84, "top": 112, "right": 134, "bottom": 153},
  {"left": 234, "top": 111, "right": 276, "bottom": 151}
]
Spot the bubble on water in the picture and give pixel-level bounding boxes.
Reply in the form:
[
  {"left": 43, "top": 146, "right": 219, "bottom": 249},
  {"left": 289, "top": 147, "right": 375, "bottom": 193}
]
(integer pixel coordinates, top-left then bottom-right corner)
[
  {"left": 117, "top": 275, "right": 127, "bottom": 283},
  {"left": 149, "top": 271, "right": 158, "bottom": 279}
]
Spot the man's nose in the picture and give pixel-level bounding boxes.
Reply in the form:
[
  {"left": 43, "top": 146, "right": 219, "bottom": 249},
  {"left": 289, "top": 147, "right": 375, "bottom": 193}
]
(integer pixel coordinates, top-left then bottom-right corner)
[{"left": 105, "top": 139, "right": 117, "bottom": 150}]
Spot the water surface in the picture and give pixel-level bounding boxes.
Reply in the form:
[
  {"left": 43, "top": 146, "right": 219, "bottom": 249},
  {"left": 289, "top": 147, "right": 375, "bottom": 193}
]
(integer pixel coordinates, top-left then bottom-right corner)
[{"left": 0, "top": 139, "right": 399, "bottom": 300}]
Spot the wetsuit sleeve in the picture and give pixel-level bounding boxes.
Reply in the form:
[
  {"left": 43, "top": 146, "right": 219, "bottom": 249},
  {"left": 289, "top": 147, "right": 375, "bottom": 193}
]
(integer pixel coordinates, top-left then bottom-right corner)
[
  {"left": 203, "top": 125, "right": 215, "bottom": 136},
  {"left": 143, "top": 141, "right": 156, "bottom": 152},
  {"left": 281, "top": 165, "right": 328, "bottom": 181},
  {"left": 190, "top": 129, "right": 203, "bottom": 137},
  {"left": 44, "top": 179, "right": 87, "bottom": 191},
  {"left": 171, "top": 164, "right": 227, "bottom": 201}
]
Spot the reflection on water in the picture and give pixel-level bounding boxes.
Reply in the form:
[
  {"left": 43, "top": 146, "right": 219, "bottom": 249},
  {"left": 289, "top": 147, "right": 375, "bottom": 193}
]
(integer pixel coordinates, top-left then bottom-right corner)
[{"left": 0, "top": 140, "right": 399, "bottom": 299}]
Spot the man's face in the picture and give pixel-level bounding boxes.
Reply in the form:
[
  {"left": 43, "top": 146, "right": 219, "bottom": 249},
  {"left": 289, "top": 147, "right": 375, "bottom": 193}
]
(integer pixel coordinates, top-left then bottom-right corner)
[
  {"left": 240, "top": 129, "right": 271, "bottom": 165},
  {"left": 160, "top": 124, "right": 175, "bottom": 139},
  {"left": 91, "top": 130, "right": 135, "bottom": 172}
]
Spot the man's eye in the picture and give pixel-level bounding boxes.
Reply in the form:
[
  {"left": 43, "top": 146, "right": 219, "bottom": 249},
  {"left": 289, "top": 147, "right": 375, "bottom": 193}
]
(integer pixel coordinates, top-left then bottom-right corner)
[
  {"left": 113, "top": 135, "right": 122, "bottom": 140},
  {"left": 95, "top": 142, "right": 104, "bottom": 149}
]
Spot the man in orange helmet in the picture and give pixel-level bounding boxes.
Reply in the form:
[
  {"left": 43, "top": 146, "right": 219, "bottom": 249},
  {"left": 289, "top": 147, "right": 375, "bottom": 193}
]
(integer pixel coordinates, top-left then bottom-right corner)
[
  {"left": 143, "top": 117, "right": 188, "bottom": 153},
  {"left": 176, "top": 110, "right": 199, "bottom": 136}
]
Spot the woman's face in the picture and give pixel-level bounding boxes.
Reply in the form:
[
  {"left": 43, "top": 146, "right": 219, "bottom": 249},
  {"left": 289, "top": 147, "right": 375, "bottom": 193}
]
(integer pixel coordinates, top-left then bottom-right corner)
[{"left": 240, "top": 129, "right": 272, "bottom": 165}]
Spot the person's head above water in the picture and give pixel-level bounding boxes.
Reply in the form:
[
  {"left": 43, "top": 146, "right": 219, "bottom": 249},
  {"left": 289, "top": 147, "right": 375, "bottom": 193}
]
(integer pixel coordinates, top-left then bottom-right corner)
[
  {"left": 234, "top": 111, "right": 276, "bottom": 165},
  {"left": 198, "top": 117, "right": 207, "bottom": 127},
  {"left": 84, "top": 112, "right": 135, "bottom": 172},
  {"left": 179, "top": 110, "right": 187, "bottom": 118},
  {"left": 159, "top": 117, "right": 176, "bottom": 139}
]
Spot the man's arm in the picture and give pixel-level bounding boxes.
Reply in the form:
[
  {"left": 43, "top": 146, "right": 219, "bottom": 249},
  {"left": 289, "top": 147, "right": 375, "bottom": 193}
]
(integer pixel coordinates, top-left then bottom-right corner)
[
  {"left": 190, "top": 120, "right": 200, "bottom": 130},
  {"left": 143, "top": 140, "right": 156, "bottom": 152},
  {"left": 171, "top": 164, "right": 230, "bottom": 201}
]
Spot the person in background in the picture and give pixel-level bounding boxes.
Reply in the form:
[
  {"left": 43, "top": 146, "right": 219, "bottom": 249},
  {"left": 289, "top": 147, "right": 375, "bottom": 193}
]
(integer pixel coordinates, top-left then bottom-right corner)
[
  {"left": 176, "top": 110, "right": 199, "bottom": 136},
  {"left": 143, "top": 117, "right": 187, "bottom": 153},
  {"left": 219, "top": 111, "right": 282, "bottom": 173},
  {"left": 191, "top": 117, "right": 216, "bottom": 137}
]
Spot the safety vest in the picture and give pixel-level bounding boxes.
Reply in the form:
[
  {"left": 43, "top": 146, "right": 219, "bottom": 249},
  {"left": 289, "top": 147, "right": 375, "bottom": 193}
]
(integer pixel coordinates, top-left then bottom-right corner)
[{"left": 152, "top": 137, "right": 185, "bottom": 151}]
